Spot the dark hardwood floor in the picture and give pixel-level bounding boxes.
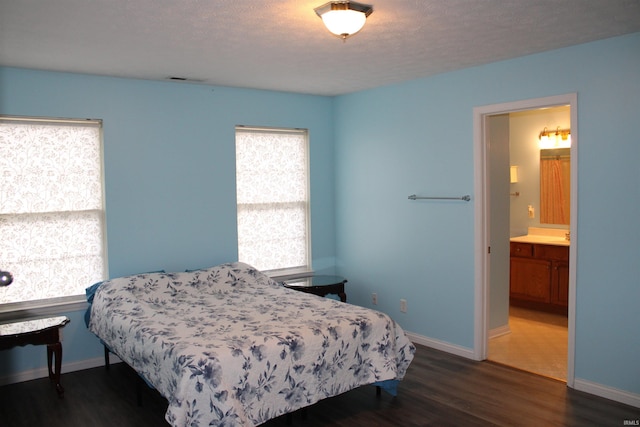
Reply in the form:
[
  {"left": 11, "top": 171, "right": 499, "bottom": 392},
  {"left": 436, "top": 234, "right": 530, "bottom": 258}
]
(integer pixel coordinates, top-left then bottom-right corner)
[{"left": 1, "top": 344, "right": 637, "bottom": 426}]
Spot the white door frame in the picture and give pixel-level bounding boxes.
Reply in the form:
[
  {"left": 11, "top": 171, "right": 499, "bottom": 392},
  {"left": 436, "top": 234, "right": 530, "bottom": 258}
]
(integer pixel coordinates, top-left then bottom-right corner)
[{"left": 472, "top": 93, "right": 578, "bottom": 387}]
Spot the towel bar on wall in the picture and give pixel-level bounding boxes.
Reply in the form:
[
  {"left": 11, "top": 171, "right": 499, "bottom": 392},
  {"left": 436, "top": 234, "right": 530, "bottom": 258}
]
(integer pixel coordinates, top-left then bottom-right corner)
[{"left": 408, "top": 194, "right": 471, "bottom": 201}]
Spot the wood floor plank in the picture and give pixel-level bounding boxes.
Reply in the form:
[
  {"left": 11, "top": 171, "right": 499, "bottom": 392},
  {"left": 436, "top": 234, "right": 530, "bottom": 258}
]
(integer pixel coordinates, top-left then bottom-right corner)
[{"left": 0, "top": 344, "right": 637, "bottom": 426}]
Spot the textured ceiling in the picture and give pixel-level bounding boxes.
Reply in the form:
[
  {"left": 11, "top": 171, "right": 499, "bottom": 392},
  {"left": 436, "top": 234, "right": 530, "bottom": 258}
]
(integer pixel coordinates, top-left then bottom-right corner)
[{"left": 1, "top": 0, "right": 639, "bottom": 96}]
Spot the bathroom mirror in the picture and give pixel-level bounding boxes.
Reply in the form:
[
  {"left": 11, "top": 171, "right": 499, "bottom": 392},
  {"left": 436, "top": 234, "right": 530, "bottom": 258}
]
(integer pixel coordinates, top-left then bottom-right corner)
[{"left": 540, "top": 148, "right": 570, "bottom": 225}]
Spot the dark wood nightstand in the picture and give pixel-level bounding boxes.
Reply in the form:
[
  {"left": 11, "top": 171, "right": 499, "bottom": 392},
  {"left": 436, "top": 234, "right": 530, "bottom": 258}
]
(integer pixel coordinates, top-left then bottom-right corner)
[
  {"left": 283, "top": 275, "right": 347, "bottom": 302},
  {"left": 0, "top": 316, "right": 70, "bottom": 397}
]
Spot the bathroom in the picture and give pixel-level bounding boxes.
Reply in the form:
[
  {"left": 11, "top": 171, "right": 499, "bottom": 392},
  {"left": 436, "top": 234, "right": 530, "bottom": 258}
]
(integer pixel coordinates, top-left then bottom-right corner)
[{"left": 489, "top": 105, "right": 571, "bottom": 381}]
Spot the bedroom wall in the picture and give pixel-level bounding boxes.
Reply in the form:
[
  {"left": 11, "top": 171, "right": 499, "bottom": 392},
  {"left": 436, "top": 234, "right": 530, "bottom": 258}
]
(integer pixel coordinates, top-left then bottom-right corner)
[
  {"left": 0, "top": 68, "right": 336, "bottom": 378},
  {"left": 333, "top": 32, "right": 640, "bottom": 400},
  {"left": 1, "top": 32, "right": 638, "bottom": 406}
]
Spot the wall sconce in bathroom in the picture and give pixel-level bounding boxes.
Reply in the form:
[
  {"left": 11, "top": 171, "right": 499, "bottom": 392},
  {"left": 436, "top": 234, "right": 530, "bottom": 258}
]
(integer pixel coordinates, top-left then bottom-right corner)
[
  {"left": 539, "top": 126, "right": 571, "bottom": 149},
  {"left": 510, "top": 166, "right": 519, "bottom": 183}
]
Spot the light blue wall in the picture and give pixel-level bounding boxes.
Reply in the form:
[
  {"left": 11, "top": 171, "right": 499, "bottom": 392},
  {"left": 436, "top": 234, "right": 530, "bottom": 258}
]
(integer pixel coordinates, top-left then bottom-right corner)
[
  {"left": 334, "top": 33, "right": 640, "bottom": 394},
  {"left": 0, "top": 68, "right": 336, "bottom": 374},
  {"left": 1, "top": 32, "right": 639, "bottom": 399}
]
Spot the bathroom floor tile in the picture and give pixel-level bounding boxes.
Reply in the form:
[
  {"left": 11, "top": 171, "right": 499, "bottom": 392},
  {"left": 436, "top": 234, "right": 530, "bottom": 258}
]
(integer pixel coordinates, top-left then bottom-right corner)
[{"left": 488, "top": 306, "right": 568, "bottom": 381}]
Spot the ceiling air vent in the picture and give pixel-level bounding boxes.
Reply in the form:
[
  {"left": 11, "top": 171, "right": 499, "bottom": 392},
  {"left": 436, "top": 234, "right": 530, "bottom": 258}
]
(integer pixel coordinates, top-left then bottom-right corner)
[{"left": 165, "top": 76, "right": 205, "bottom": 83}]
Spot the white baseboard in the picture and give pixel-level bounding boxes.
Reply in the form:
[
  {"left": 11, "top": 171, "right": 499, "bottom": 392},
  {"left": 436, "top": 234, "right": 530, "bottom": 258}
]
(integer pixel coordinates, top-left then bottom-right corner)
[
  {"left": 573, "top": 378, "right": 640, "bottom": 408},
  {"left": 406, "top": 330, "right": 640, "bottom": 409},
  {"left": 405, "top": 331, "right": 476, "bottom": 359},
  {"left": 0, "top": 353, "right": 122, "bottom": 387},
  {"left": 489, "top": 324, "right": 511, "bottom": 339}
]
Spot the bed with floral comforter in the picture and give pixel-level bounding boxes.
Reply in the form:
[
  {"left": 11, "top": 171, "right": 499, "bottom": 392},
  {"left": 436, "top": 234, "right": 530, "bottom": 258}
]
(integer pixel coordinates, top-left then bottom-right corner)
[{"left": 88, "top": 262, "right": 415, "bottom": 427}]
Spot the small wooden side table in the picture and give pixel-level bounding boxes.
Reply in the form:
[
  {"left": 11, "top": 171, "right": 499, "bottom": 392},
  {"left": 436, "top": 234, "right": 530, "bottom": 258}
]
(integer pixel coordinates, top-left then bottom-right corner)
[
  {"left": 283, "top": 275, "right": 347, "bottom": 302},
  {"left": 0, "top": 316, "right": 70, "bottom": 397}
]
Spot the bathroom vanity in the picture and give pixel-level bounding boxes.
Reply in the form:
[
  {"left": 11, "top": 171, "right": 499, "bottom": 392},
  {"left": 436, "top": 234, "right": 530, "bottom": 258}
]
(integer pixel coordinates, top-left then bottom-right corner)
[{"left": 509, "top": 228, "right": 569, "bottom": 314}]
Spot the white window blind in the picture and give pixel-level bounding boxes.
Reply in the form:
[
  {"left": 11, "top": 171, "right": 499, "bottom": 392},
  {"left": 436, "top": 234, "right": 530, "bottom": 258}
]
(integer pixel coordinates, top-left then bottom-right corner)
[
  {"left": 235, "top": 126, "right": 310, "bottom": 274},
  {"left": 0, "top": 117, "right": 107, "bottom": 310}
]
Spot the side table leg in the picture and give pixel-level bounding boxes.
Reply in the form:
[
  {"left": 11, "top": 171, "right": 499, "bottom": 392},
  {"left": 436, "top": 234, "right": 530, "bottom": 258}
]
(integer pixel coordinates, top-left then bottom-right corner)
[
  {"left": 47, "top": 344, "right": 54, "bottom": 379},
  {"left": 47, "top": 342, "right": 64, "bottom": 397}
]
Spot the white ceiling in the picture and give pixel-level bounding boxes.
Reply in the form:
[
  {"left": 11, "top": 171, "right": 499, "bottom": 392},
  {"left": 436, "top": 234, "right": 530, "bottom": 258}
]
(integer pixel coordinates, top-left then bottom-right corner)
[{"left": 1, "top": 0, "right": 639, "bottom": 96}]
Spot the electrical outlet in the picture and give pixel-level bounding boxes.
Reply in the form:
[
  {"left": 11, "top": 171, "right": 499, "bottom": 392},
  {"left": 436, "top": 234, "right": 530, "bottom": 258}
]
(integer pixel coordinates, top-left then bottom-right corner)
[
  {"left": 400, "top": 299, "right": 407, "bottom": 313},
  {"left": 372, "top": 293, "right": 378, "bottom": 305}
]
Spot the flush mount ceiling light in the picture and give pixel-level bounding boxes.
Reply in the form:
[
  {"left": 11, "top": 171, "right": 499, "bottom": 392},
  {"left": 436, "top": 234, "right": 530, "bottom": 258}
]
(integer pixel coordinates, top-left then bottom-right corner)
[{"left": 314, "top": 1, "right": 373, "bottom": 41}]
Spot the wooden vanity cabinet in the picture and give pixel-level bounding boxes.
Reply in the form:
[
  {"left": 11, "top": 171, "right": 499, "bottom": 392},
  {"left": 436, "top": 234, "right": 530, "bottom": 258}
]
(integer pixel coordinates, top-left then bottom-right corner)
[
  {"left": 510, "top": 242, "right": 569, "bottom": 314},
  {"left": 552, "top": 260, "right": 569, "bottom": 306}
]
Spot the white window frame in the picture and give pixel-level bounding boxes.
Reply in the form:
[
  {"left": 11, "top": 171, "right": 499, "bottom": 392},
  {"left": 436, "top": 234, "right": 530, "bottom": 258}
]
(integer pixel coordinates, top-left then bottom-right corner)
[
  {"left": 0, "top": 116, "right": 108, "bottom": 320},
  {"left": 235, "top": 126, "right": 312, "bottom": 280}
]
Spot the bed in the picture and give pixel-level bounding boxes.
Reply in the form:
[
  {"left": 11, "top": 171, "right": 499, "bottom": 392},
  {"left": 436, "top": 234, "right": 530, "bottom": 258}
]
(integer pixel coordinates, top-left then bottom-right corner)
[{"left": 88, "top": 262, "right": 415, "bottom": 427}]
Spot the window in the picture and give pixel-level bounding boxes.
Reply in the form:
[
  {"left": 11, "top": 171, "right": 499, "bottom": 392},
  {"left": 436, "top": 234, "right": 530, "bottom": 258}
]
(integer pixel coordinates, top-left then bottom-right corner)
[
  {"left": 235, "top": 126, "right": 311, "bottom": 276},
  {"left": 0, "top": 116, "right": 107, "bottom": 312}
]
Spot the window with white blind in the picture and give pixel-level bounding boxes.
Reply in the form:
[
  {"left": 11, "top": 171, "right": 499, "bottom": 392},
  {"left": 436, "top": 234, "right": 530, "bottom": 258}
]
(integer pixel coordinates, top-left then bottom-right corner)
[
  {"left": 235, "top": 126, "right": 311, "bottom": 276},
  {"left": 0, "top": 116, "right": 107, "bottom": 312}
]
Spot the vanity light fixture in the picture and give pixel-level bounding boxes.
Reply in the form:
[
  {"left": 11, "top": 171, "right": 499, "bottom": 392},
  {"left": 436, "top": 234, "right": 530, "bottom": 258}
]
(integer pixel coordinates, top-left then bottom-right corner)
[
  {"left": 314, "top": 1, "right": 373, "bottom": 41},
  {"left": 539, "top": 126, "right": 571, "bottom": 149}
]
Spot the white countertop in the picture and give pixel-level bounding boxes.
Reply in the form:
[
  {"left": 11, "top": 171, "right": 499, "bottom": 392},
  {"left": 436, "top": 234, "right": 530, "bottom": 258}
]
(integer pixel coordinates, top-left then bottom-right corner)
[{"left": 510, "top": 227, "right": 570, "bottom": 247}]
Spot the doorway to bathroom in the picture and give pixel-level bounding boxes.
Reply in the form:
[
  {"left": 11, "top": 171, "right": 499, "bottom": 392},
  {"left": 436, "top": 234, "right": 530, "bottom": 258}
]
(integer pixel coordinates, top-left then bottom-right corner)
[{"left": 473, "top": 94, "right": 577, "bottom": 386}]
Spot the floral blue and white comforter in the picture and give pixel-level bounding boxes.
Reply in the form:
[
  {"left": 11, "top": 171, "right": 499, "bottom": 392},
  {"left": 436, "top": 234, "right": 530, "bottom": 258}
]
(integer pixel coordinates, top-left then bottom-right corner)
[{"left": 89, "top": 262, "right": 415, "bottom": 427}]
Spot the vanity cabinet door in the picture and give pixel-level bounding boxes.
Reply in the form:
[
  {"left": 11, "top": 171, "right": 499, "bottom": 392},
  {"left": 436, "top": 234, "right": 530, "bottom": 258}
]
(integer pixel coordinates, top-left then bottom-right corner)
[
  {"left": 510, "top": 257, "right": 551, "bottom": 303},
  {"left": 551, "top": 260, "right": 569, "bottom": 306}
]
